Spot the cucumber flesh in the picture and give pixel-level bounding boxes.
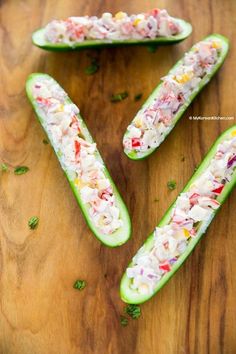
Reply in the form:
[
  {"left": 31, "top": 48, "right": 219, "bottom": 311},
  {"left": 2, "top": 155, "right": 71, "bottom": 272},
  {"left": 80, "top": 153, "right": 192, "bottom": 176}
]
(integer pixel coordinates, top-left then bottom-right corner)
[
  {"left": 26, "top": 73, "right": 131, "bottom": 247},
  {"left": 120, "top": 125, "right": 236, "bottom": 303}
]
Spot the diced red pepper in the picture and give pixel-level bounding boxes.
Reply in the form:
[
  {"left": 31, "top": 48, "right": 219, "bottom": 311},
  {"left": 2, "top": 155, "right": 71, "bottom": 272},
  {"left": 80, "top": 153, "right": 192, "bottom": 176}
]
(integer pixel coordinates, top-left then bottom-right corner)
[
  {"left": 100, "top": 187, "right": 113, "bottom": 201},
  {"left": 212, "top": 185, "right": 224, "bottom": 195},
  {"left": 74, "top": 141, "right": 81, "bottom": 159},
  {"left": 75, "top": 27, "right": 84, "bottom": 38},
  {"left": 150, "top": 8, "right": 160, "bottom": 17},
  {"left": 36, "top": 97, "right": 51, "bottom": 106},
  {"left": 131, "top": 138, "right": 141, "bottom": 148},
  {"left": 159, "top": 263, "right": 171, "bottom": 272}
]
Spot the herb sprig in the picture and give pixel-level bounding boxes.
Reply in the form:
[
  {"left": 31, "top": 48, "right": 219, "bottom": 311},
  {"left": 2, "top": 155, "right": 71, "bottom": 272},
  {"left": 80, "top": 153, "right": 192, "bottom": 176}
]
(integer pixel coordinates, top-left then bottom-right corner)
[
  {"left": 28, "top": 216, "right": 39, "bottom": 230},
  {"left": 120, "top": 316, "right": 128, "bottom": 327},
  {"left": 14, "top": 166, "right": 29, "bottom": 175},
  {"left": 1, "top": 163, "right": 8, "bottom": 172},
  {"left": 110, "top": 91, "right": 128, "bottom": 102},
  {"left": 124, "top": 304, "right": 141, "bottom": 319},
  {"left": 167, "top": 180, "right": 177, "bottom": 190},
  {"left": 134, "top": 93, "right": 143, "bottom": 101},
  {"left": 73, "top": 279, "right": 86, "bottom": 291},
  {"left": 85, "top": 58, "right": 99, "bottom": 75}
]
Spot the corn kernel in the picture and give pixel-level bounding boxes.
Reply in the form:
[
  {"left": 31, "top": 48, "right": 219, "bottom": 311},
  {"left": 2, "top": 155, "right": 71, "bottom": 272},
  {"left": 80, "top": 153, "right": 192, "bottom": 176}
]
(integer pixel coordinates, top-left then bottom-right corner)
[
  {"left": 115, "top": 11, "right": 125, "bottom": 20},
  {"left": 231, "top": 130, "right": 236, "bottom": 137},
  {"left": 212, "top": 41, "right": 221, "bottom": 49},
  {"left": 134, "top": 116, "right": 142, "bottom": 128},
  {"left": 183, "top": 228, "right": 190, "bottom": 238},
  {"left": 133, "top": 18, "right": 141, "bottom": 26}
]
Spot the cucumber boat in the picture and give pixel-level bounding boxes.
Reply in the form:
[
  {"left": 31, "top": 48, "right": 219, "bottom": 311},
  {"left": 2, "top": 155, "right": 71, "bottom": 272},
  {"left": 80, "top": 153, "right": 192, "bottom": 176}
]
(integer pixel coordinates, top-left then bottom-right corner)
[
  {"left": 32, "top": 9, "right": 192, "bottom": 51},
  {"left": 121, "top": 125, "right": 236, "bottom": 303},
  {"left": 26, "top": 73, "right": 131, "bottom": 247},
  {"left": 123, "top": 34, "right": 229, "bottom": 160}
]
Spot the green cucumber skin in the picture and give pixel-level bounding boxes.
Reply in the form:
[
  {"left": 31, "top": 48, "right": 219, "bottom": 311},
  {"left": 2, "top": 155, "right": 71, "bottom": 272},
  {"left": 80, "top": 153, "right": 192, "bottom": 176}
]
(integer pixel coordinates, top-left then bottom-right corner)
[
  {"left": 124, "top": 34, "right": 230, "bottom": 161},
  {"left": 26, "top": 73, "right": 131, "bottom": 248},
  {"left": 32, "top": 19, "right": 192, "bottom": 51},
  {"left": 120, "top": 125, "right": 236, "bottom": 303}
]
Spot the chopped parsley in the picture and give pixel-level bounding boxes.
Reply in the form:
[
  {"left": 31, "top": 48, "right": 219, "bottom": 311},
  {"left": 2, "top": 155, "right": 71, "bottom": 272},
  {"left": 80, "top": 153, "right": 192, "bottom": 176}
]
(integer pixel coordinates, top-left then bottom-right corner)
[
  {"left": 85, "top": 58, "right": 99, "bottom": 75},
  {"left": 110, "top": 91, "right": 128, "bottom": 102},
  {"left": 73, "top": 279, "right": 86, "bottom": 291},
  {"left": 14, "top": 166, "right": 29, "bottom": 175},
  {"left": 120, "top": 316, "right": 128, "bottom": 327},
  {"left": 1, "top": 163, "right": 8, "bottom": 172},
  {"left": 28, "top": 216, "right": 39, "bottom": 230},
  {"left": 43, "top": 139, "right": 49, "bottom": 145},
  {"left": 167, "top": 180, "right": 177, "bottom": 190},
  {"left": 134, "top": 93, "right": 143, "bottom": 101},
  {"left": 148, "top": 45, "right": 157, "bottom": 53},
  {"left": 124, "top": 304, "right": 141, "bottom": 319},
  {"left": 154, "top": 198, "right": 159, "bottom": 202}
]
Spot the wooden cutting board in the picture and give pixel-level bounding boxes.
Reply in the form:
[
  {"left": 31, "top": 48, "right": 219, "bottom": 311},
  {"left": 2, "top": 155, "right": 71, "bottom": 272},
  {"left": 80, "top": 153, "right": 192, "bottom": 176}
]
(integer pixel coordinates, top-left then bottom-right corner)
[{"left": 0, "top": 0, "right": 235, "bottom": 353}]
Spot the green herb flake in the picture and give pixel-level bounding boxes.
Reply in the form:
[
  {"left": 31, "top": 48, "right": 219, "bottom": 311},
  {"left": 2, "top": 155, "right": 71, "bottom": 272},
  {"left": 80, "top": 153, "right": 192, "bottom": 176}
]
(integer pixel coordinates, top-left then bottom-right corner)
[
  {"left": 28, "top": 216, "right": 39, "bottom": 230},
  {"left": 85, "top": 59, "right": 99, "bottom": 75},
  {"left": 73, "top": 279, "right": 86, "bottom": 291},
  {"left": 110, "top": 91, "right": 128, "bottom": 102},
  {"left": 134, "top": 93, "right": 143, "bottom": 101},
  {"left": 154, "top": 198, "right": 159, "bottom": 202},
  {"left": 1, "top": 163, "right": 8, "bottom": 172},
  {"left": 120, "top": 316, "right": 128, "bottom": 327},
  {"left": 167, "top": 180, "right": 177, "bottom": 190},
  {"left": 124, "top": 304, "right": 141, "bottom": 319},
  {"left": 43, "top": 139, "right": 49, "bottom": 145},
  {"left": 148, "top": 45, "right": 157, "bottom": 53},
  {"left": 14, "top": 166, "right": 29, "bottom": 175}
]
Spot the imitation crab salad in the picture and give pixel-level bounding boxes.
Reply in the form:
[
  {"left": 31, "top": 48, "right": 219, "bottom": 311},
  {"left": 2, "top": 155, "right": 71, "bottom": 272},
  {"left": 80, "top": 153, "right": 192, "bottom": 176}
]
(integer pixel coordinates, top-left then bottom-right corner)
[
  {"left": 123, "top": 34, "right": 229, "bottom": 159},
  {"left": 32, "top": 9, "right": 192, "bottom": 49},
  {"left": 121, "top": 126, "right": 236, "bottom": 303},
  {"left": 26, "top": 74, "right": 131, "bottom": 247}
]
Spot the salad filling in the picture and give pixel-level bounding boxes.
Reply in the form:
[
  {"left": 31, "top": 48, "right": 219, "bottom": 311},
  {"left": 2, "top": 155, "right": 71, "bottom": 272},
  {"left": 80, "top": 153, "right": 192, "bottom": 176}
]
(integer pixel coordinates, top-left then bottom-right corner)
[
  {"left": 126, "top": 132, "right": 236, "bottom": 295},
  {"left": 44, "top": 9, "right": 182, "bottom": 45},
  {"left": 123, "top": 38, "right": 224, "bottom": 156},
  {"left": 32, "top": 77, "right": 123, "bottom": 235}
]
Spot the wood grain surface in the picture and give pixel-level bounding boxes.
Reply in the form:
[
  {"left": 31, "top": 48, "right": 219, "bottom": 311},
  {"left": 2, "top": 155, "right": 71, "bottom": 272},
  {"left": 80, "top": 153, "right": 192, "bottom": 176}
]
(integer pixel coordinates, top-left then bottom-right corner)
[{"left": 0, "top": 1, "right": 236, "bottom": 353}]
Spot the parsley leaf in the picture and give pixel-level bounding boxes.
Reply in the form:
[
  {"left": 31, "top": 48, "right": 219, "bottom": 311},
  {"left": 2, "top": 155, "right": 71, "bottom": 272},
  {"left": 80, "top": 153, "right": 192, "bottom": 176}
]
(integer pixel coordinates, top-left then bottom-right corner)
[
  {"left": 43, "top": 139, "right": 49, "bottom": 145},
  {"left": 14, "top": 166, "right": 29, "bottom": 175},
  {"left": 167, "top": 180, "right": 177, "bottom": 190},
  {"left": 120, "top": 316, "right": 128, "bottom": 327},
  {"left": 134, "top": 93, "right": 143, "bottom": 101},
  {"left": 73, "top": 279, "right": 86, "bottom": 290},
  {"left": 148, "top": 45, "right": 157, "bottom": 53},
  {"left": 28, "top": 216, "right": 39, "bottom": 230},
  {"left": 124, "top": 304, "right": 141, "bottom": 319},
  {"left": 110, "top": 91, "right": 128, "bottom": 102},
  {"left": 85, "top": 58, "right": 99, "bottom": 75},
  {"left": 1, "top": 163, "right": 8, "bottom": 172}
]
